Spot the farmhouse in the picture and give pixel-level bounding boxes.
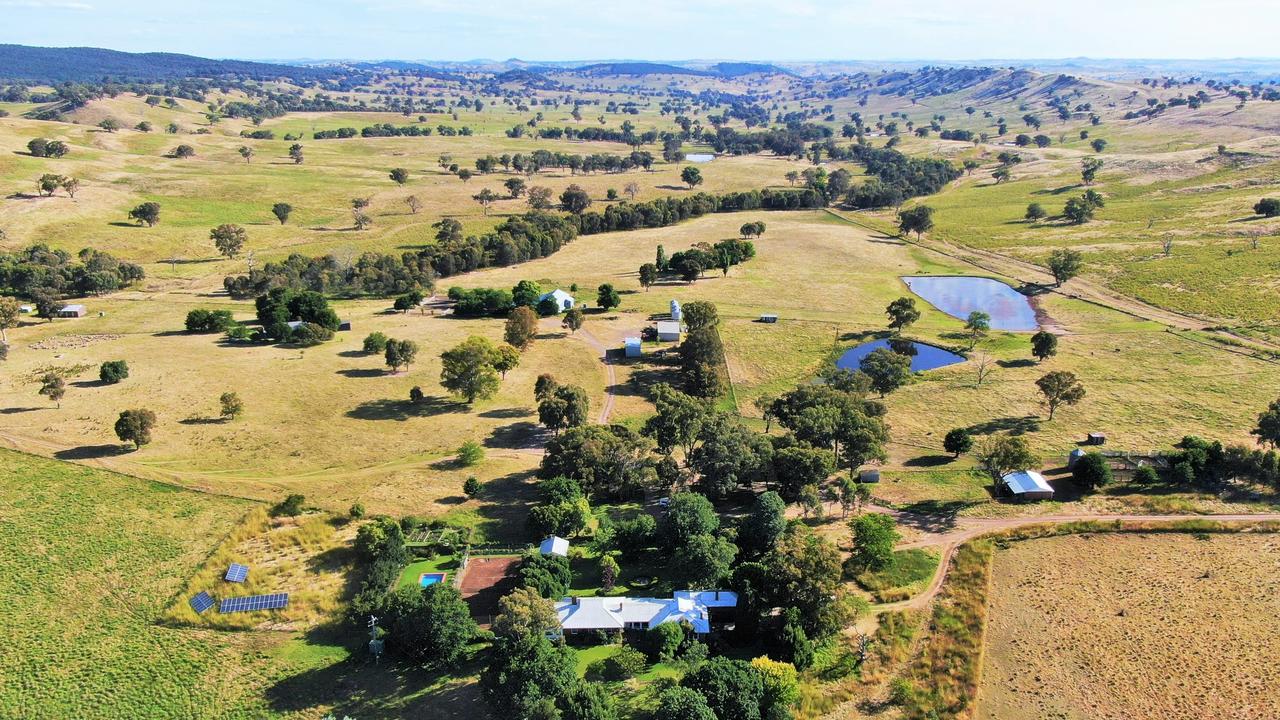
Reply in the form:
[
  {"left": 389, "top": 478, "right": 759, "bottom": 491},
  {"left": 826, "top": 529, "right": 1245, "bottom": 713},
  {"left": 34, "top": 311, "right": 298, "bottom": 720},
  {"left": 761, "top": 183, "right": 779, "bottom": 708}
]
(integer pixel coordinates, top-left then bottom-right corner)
[
  {"left": 56, "top": 304, "right": 86, "bottom": 318},
  {"left": 539, "top": 535, "right": 569, "bottom": 557},
  {"left": 1001, "top": 469, "right": 1054, "bottom": 500},
  {"left": 554, "top": 590, "right": 737, "bottom": 635},
  {"left": 538, "top": 289, "right": 575, "bottom": 314},
  {"left": 656, "top": 321, "right": 682, "bottom": 342}
]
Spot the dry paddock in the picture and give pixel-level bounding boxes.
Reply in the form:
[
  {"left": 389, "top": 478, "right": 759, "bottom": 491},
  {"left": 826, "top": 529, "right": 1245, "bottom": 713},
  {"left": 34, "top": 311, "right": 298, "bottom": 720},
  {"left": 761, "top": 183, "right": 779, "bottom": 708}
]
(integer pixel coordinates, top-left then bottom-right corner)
[{"left": 975, "top": 533, "right": 1280, "bottom": 720}]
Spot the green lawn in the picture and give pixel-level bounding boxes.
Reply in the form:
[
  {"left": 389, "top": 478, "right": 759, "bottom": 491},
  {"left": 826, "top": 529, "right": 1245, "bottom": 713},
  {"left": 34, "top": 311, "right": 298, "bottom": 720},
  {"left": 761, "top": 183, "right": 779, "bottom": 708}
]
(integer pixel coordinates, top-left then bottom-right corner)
[
  {"left": 396, "top": 556, "right": 461, "bottom": 590},
  {"left": 854, "top": 548, "right": 941, "bottom": 603},
  {"left": 0, "top": 449, "right": 269, "bottom": 718}
]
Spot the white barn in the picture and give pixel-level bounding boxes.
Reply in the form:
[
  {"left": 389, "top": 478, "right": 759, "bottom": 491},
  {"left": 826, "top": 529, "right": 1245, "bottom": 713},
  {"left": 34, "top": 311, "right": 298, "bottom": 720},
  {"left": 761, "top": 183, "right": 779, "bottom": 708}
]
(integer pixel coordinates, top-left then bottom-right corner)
[
  {"left": 539, "top": 536, "right": 570, "bottom": 557},
  {"left": 555, "top": 591, "right": 737, "bottom": 635},
  {"left": 1001, "top": 470, "right": 1054, "bottom": 501},
  {"left": 538, "top": 289, "right": 575, "bottom": 314}
]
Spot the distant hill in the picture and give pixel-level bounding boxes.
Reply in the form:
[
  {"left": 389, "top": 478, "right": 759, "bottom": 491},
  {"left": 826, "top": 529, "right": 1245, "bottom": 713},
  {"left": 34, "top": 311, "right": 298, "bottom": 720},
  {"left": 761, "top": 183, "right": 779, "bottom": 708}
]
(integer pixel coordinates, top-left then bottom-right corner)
[
  {"left": 573, "top": 62, "right": 713, "bottom": 77},
  {"left": 0, "top": 44, "right": 339, "bottom": 83},
  {"left": 709, "top": 62, "right": 793, "bottom": 78}
]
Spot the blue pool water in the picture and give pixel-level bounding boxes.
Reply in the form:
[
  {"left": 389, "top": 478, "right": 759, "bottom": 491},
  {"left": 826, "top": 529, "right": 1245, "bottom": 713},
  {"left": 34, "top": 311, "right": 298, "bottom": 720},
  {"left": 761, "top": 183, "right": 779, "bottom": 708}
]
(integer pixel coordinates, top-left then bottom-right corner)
[
  {"left": 837, "top": 339, "right": 966, "bottom": 373},
  {"left": 419, "top": 572, "right": 446, "bottom": 587},
  {"left": 902, "top": 276, "right": 1039, "bottom": 331}
]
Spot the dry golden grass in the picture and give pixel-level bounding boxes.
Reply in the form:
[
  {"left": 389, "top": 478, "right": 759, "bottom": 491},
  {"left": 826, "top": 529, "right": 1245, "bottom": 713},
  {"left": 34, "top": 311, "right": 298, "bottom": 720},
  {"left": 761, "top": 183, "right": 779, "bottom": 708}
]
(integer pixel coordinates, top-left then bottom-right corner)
[
  {"left": 977, "top": 533, "right": 1280, "bottom": 720},
  {"left": 163, "top": 508, "right": 355, "bottom": 630}
]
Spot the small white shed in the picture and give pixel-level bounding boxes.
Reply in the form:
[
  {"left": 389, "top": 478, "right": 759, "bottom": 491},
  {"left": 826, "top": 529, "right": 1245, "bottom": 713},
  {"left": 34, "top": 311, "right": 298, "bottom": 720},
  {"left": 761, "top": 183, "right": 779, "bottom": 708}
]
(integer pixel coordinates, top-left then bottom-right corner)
[
  {"left": 57, "top": 304, "right": 87, "bottom": 318},
  {"left": 624, "top": 337, "right": 642, "bottom": 358},
  {"left": 1001, "top": 470, "right": 1054, "bottom": 501},
  {"left": 539, "top": 536, "right": 570, "bottom": 557},
  {"left": 538, "top": 289, "right": 575, "bottom": 314},
  {"left": 656, "top": 321, "right": 682, "bottom": 342}
]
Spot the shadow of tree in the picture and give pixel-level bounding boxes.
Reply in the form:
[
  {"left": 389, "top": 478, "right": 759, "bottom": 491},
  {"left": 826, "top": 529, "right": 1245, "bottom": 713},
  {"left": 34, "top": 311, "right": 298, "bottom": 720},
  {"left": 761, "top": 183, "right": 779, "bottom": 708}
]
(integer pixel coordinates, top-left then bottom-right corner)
[
  {"left": 996, "top": 358, "right": 1036, "bottom": 369},
  {"left": 484, "top": 421, "right": 546, "bottom": 450},
  {"left": 54, "top": 444, "right": 124, "bottom": 460},
  {"left": 70, "top": 379, "right": 110, "bottom": 389},
  {"left": 0, "top": 406, "right": 45, "bottom": 414},
  {"left": 478, "top": 407, "right": 530, "bottom": 419},
  {"left": 346, "top": 396, "right": 465, "bottom": 421},
  {"left": 964, "top": 415, "right": 1041, "bottom": 436},
  {"left": 903, "top": 454, "right": 955, "bottom": 468},
  {"left": 336, "top": 368, "right": 387, "bottom": 379}
]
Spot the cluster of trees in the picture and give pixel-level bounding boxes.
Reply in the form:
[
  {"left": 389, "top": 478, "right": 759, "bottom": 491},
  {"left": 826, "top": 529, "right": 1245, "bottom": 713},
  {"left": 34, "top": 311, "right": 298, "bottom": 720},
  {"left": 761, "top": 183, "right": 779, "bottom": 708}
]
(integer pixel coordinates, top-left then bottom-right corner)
[
  {"left": 254, "top": 287, "right": 339, "bottom": 343},
  {"left": 222, "top": 251, "right": 436, "bottom": 299},
  {"left": 312, "top": 123, "right": 472, "bottom": 139},
  {"left": 646, "top": 239, "right": 757, "bottom": 286},
  {"left": 418, "top": 213, "right": 579, "bottom": 280},
  {"left": 535, "top": 374, "right": 590, "bottom": 434},
  {"left": 1062, "top": 189, "right": 1105, "bottom": 224},
  {"left": 475, "top": 150, "right": 655, "bottom": 175},
  {"left": 0, "top": 245, "right": 144, "bottom": 302},
  {"left": 572, "top": 189, "right": 826, "bottom": 236},
  {"left": 26, "top": 138, "right": 71, "bottom": 158},
  {"left": 439, "top": 336, "right": 514, "bottom": 402},
  {"left": 536, "top": 125, "right": 659, "bottom": 145},
  {"left": 675, "top": 301, "right": 731, "bottom": 398},
  {"left": 526, "top": 475, "right": 592, "bottom": 539},
  {"left": 841, "top": 145, "right": 961, "bottom": 209},
  {"left": 34, "top": 173, "right": 80, "bottom": 198}
]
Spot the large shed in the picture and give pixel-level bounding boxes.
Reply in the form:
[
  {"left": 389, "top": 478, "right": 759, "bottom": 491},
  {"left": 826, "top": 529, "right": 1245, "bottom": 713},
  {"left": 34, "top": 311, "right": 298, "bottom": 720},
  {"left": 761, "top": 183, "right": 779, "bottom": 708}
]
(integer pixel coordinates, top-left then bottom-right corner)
[
  {"left": 656, "top": 321, "right": 682, "bottom": 342},
  {"left": 57, "top": 304, "right": 87, "bottom": 318},
  {"left": 1000, "top": 470, "right": 1054, "bottom": 501}
]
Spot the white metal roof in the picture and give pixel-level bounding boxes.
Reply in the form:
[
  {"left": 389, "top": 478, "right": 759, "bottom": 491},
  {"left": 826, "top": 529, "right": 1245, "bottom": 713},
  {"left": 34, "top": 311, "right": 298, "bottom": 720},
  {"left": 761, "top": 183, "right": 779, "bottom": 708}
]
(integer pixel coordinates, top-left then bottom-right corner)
[
  {"left": 656, "top": 321, "right": 682, "bottom": 334},
  {"left": 554, "top": 591, "right": 737, "bottom": 634},
  {"left": 61, "top": 304, "right": 86, "bottom": 312},
  {"left": 624, "top": 337, "right": 641, "bottom": 346},
  {"left": 538, "top": 289, "right": 574, "bottom": 304},
  {"left": 539, "top": 536, "right": 569, "bottom": 556},
  {"left": 1002, "top": 470, "right": 1053, "bottom": 495}
]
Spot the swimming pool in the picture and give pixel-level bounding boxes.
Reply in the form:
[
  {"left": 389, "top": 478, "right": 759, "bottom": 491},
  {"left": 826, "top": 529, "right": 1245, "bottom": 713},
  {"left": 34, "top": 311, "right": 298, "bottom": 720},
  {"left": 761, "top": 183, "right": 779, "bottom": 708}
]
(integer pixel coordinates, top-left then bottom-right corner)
[{"left": 419, "top": 572, "right": 447, "bottom": 587}]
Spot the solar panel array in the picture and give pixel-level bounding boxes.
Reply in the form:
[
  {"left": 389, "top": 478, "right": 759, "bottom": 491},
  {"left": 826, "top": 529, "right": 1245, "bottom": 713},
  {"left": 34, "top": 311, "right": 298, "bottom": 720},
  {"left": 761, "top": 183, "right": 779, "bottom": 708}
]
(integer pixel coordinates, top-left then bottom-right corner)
[
  {"left": 224, "top": 563, "right": 249, "bottom": 583},
  {"left": 188, "top": 591, "right": 215, "bottom": 614},
  {"left": 219, "top": 593, "right": 289, "bottom": 614}
]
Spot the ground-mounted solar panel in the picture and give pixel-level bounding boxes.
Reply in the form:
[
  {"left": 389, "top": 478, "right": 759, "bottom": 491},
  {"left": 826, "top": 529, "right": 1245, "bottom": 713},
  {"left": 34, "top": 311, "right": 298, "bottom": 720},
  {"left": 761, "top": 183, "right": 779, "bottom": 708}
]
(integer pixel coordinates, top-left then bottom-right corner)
[
  {"left": 218, "top": 593, "right": 289, "bottom": 613},
  {"left": 224, "top": 563, "right": 249, "bottom": 583},
  {"left": 188, "top": 591, "right": 215, "bottom": 614}
]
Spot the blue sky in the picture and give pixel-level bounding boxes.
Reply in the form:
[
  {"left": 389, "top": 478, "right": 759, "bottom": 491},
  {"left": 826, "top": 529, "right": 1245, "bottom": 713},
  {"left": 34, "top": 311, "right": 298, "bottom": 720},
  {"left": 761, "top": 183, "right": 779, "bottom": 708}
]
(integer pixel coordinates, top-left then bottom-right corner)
[{"left": 0, "top": 0, "right": 1276, "bottom": 62}]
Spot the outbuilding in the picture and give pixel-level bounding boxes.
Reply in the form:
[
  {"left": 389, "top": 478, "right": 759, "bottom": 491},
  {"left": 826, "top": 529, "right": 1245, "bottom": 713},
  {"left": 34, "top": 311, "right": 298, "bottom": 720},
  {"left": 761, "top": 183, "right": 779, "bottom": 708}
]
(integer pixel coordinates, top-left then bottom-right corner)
[
  {"left": 859, "top": 469, "right": 881, "bottom": 484},
  {"left": 56, "top": 304, "right": 86, "bottom": 318},
  {"left": 18, "top": 304, "right": 33, "bottom": 314},
  {"left": 539, "top": 536, "right": 570, "bottom": 557},
  {"left": 760, "top": 314, "right": 778, "bottom": 324},
  {"left": 1086, "top": 432, "right": 1107, "bottom": 446},
  {"left": 538, "top": 289, "right": 576, "bottom": 314},
  {"left": 670, "top": 300, "right": 683, "bottom": 322},
  {"left": 1067, "top": 448, "right": 1087, "bottom": 469},
  {"left": 656, "top": 321, "right": 682, "bottom": 342},
  {"left": 624, "top": 337, "right": 642, "bottom": 358},
  {"left": 1000, "top": 470, "right": 1054, "bottom": 501}
]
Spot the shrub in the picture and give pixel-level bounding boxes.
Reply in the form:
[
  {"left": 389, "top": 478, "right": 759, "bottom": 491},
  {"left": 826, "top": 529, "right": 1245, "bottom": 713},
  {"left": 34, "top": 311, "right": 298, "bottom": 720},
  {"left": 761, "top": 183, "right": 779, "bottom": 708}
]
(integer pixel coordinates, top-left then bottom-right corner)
[
  {"left": 1133, "top": 465, "right": 1159, "bottom": 485},
  {"left": 363, "top": 332, "right": 389, "bottom": 353},
  {"left": 185, "top": 308, "right": 234, "bottom": 333},
  {"left": 463, "top": 476, "right": 481, "bottom": 497},
  {"left": 349, "top": 502, "right": 366, "bottom": 519},
  {"left": 99, "top": 360, "right": 129, "bottom": 384},
  {"left": 290, "top": 322, "right": 334, "bottom": 346},
  {"left": 272, "top": 494, "right": 306, "bottom": 517},
  {"left": 600, "top": 645, "right": 647, "bottom": 680},
  {"left": 1072, "top": 452, "right": 1113, "bottom": 492},
  {"left": 457, "top": 441, "right": 484, "bottom": 467}
]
